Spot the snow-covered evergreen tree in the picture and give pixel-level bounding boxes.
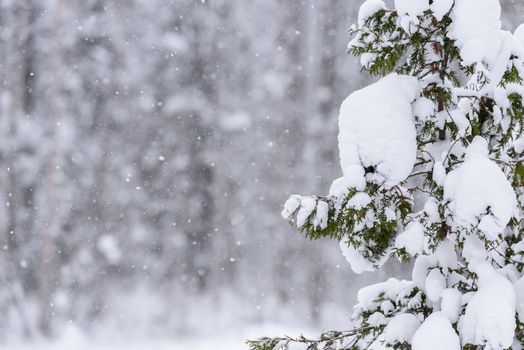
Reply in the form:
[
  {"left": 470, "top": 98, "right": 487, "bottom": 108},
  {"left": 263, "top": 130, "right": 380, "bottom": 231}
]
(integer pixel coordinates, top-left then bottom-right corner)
[{"left": 249, "top": 0, "right": 524, "bottom": 349}]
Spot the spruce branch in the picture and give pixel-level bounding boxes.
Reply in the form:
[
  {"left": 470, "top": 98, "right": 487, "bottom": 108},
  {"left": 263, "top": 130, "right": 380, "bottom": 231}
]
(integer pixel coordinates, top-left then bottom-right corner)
[{"left": 246, "top": 327, "right": 376, "bottom": 350}]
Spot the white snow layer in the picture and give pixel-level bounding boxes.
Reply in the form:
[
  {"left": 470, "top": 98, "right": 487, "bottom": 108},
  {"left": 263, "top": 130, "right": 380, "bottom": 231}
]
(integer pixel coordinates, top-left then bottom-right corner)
[
  {"left": 358, "top": 0, "right": 385, "bottom": 26},
  {"left": 338, "top": 73, "right": 418, "bottom": 188},
  {"left": 412, "top": 239, "right": 457, "bottom": 297},
  {"left": 412, "top": 97, "right": 435, "bottom": 121},
  {"left": 462, "top": 234, "right": 488, "bottom": 264},
  {"left": 514, "top": 275, "right": 524, "bottom": 323},
  {"left": 281, "top": 195, "right": 330, "bottom": 230},
  {"left": 329, "top": 176, "right": 349, "bottom": 197},
  {"left": 395, "top": 222, "right": 425, "bottom": 256},
  {"left": 444, "top": 137, "right": 516, "bottom": 238},
  {"left": 425, "top": 268, "right": 446, "bottom": 302},
  {"left": 383, "top": 313, "right": 421, "bottom": 345},
  {"left": 340, "top": 242, "right": 375, "bottom": 274},
  {"left": 313, "top": 200, "right": 329, "bottom": 229},
  {"left": 515, "top": 24, "right": 524, "bottom": 49},
  {"left": 356, "top": 278, "right": 413, "bottom": 308},
  {"left": 394, "top": 0, "right": 429, "bottom": 19},
  {"left": 412, "top": 312, "right": 460, "bottom": 350},
  {"left": 296, "top": 197, "right": 316, "bottom": 227},
  {"left": 448, "top": 0, "right": 502, "bottom": 65},
  {"left": 459, "top": 263, "right": 516, "bottom": 350},
  {"left": 281, "top": 195, "right": 301, "bottom": 220},
  {"left": 430, "top": 0, "right": 454, "bottom": 21},
  {"left": 441, "top": 288, "right": 463, "bottom": 323}
]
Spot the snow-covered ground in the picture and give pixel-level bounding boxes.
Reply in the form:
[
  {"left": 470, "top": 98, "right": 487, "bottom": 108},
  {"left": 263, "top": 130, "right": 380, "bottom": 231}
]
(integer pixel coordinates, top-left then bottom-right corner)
[
  {"left": 5, "top": 324, "right": 320, "bottom": 350},
  {"left": 9, "top": 338, "right": 245, "bottom": 350}
]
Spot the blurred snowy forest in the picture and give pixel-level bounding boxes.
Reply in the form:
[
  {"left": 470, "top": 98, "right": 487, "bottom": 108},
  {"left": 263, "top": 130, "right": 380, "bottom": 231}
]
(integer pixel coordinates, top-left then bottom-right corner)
[{"left": 0, "top": 0, "right": 523, "bottom": 346}]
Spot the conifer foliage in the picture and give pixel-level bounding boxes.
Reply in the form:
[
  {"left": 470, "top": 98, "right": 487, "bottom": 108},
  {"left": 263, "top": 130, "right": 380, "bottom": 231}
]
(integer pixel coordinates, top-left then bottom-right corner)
[{"left": 249, "top": 0, "right": 524, "bottom": 349}]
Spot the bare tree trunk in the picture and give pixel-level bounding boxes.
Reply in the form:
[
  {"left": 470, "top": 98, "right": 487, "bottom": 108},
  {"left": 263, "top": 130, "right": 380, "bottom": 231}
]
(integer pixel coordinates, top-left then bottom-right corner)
[
  {"left": 274, "top": 0, "right": 309, "bottom": 305},
  {"left": 184, "top": 110, "right": 215, "bottom": 292},
  {"left": 38, "top": 0, "right": 69, "bottom": 336},
  {"left": 2, "top": 0, "right": 34, "bottom": 338}
]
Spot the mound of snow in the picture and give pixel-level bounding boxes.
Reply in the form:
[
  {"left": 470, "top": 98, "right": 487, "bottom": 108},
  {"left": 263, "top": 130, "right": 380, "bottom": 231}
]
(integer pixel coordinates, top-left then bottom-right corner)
[
  {"left": 281, "top": 195, "right": 301, "bottom": 220},
  {"left": 412, "top": 312, "right": 460, "bottom": 350},
  {"left": 394, "top": 0, "right": 429, "bottom": 19},
  {"left": 430, "top": 0, "right": 454, "bottom": 21},
  {"left": 425, "top": 268, "right": 447, "bottom": 302},
  {"left": 444, "top": 137, "right": 516, "bottom": 239},
  {"left": 338, "top": 73, "right": 418, "bottom": 188},
  {"left": 395, "top": 222, "right": 425, "bottom": 256},
  {"left": 441, "top": 288, "right": 463, "bottom": 323},
  {"left": 340, "top": 243, "right": 375, "bottom": 274},
  {"left": 296, "top": 197, "right": 316, "bottom": 227},
  {"left": 459, "top": 263, "right": 516, "bottom": 349},
  {"left": 448, "top": 0, "right": 502, "bottom": 65},
  {"left": 356, "top": 278, "right": 413, "bottom": 309},
  {"left": 383, "top": 313, "right": 421, "bottom": 345},
  {"left": 358, "top": 0, "right": 385, "bottom": 26},
  {"left": 515, "top": 24, "right": 524, "bottom": 49},
  {"left": 412, "top": 239, "right": 457, "bottom": 291},
  {"left": 513, "top": 275, "right": 524, "bottom": 323}
]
